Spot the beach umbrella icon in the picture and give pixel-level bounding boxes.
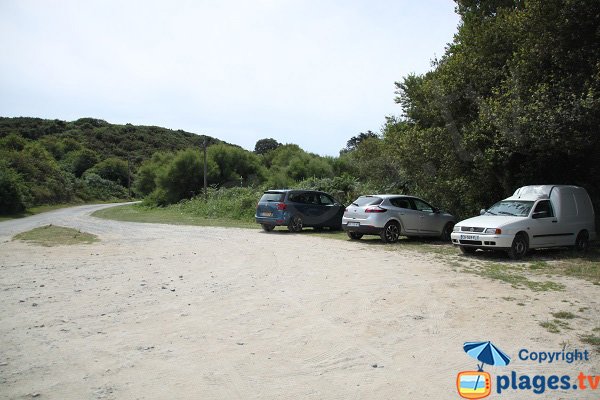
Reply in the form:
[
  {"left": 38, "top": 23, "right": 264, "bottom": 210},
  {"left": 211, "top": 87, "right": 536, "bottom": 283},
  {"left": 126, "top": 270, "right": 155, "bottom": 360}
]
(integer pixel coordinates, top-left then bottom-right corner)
[{"left": 463, "top": 341, "right": 511, "bottom": 371}]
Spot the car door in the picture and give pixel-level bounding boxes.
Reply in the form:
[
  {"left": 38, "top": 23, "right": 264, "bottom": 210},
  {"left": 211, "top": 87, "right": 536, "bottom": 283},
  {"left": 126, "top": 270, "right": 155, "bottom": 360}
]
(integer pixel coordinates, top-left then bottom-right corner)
[
  {"left": 410, "top": 198, "right": 440, "bottom": 234},
  {"left": 529, "top": 200, "right": 560, "bottom": 247},
  {"left": 389, "top": 197, "right": 420, "bottom": 234},
  {"left": 317, "top": 193, "right": 342, "bottom": 226}
]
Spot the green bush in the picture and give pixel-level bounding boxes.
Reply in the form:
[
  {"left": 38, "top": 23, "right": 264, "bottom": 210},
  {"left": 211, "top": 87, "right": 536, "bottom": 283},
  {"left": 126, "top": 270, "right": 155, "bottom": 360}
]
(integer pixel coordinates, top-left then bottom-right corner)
[{"left": 0, "top": 162, "right": 26, "bottom": 214}]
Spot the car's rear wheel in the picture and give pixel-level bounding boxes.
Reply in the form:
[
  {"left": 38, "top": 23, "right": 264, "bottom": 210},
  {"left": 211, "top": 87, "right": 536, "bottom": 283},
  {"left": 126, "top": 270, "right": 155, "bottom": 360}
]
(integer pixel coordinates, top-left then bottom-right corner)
[
  {"left": 288, "top": 215, "right": 303, "bottom": 232},
  {"left": 261, "top": 224, "right": 274, "bottom": 232},
  {"left": 574, "top": 230, "right": 589, "bottom": 252},
  {"left": 460, "top": 246, "right": 476, "bottom": 255},
  {"left": 440, "top": 222, "right": 454, "bottom": 242},
  {"left": 380, "top": 221, "right": 400, "bottom": 243},
  {"left": 507, "top": 233, "right": 528, "bottom": 260},
  {"left": 347, "top": 232, "right": 363, "bottom": 240}
]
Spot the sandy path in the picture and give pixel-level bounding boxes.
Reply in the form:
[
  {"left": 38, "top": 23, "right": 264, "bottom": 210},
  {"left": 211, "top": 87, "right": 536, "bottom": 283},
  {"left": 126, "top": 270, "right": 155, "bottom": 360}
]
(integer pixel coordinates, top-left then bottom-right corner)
[{"left": 0, "top": 205, "right": 598, "bottom": 399}]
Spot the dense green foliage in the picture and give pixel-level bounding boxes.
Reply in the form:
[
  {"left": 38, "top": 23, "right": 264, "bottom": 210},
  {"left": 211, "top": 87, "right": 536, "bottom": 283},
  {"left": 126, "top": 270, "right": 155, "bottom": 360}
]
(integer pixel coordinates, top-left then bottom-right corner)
[{"left": 0, "top": 117, "right": 229, "bottom": 213}]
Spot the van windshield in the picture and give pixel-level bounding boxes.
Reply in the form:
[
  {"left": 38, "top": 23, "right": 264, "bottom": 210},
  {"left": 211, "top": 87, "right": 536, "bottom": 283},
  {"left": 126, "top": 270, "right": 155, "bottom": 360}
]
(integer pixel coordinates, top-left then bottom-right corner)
[{"left": 485, "top": 200, "right": 534, "bottom": 217}]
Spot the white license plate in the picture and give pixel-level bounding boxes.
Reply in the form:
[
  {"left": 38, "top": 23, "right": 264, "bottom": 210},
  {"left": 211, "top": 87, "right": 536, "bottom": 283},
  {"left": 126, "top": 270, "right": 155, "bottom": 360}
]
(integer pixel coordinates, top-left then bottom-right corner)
[
  {"left": 348, "top": 222, "right": 360, "bottom": 227},
  {"left": 461, "top": 234, "right": 479, "bottom": 240},
  {"left": 261, "top": 212, "right": 273, "bottom": 217}
]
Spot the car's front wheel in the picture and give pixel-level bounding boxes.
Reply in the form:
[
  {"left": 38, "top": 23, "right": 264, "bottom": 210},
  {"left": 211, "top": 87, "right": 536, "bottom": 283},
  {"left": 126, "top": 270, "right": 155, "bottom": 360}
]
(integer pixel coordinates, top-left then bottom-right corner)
[
  {"left": 380, "top": 221, "right": 400, "bottom": 243},
  {"left": 288, "top": 216, "right": 303, "bottom": 232},
  {"left": 347, "top": 232, "right": 363, "bottom": 240},
  {"left": 440, "top": 222, "right": 454, "bottom": 242},
  {"left": 507, "top": 233, "right": 528, "bottom": 260}
]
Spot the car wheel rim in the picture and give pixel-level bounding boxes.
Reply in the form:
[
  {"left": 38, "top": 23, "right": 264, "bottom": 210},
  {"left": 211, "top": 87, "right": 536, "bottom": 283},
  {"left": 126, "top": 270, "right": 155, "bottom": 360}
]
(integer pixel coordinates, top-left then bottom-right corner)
[
  {"left": 515, "top": 239, "right": 526, "bottom": 255},
  {"left": 293, "top": 217, "right": 302, "bottom": 232},
  {"left": 386, "top": 225, "right": 399, "bottom": 242}
]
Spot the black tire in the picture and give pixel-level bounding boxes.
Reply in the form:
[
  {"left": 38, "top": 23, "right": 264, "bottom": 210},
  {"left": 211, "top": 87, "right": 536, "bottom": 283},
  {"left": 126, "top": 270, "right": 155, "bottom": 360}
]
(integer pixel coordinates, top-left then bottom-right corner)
[
  {"left": 380, "top": 221, "right": 400, "bottom": 243},
  {"left": 507, "top": 233, "right": 528, "bottom": 260},
  {"left": 440, "top": 222, "right": 454, "bottom": 242},
  {"left": 288, "top": 215, "right": 303, "bottom": 232},
  {"left": 261, "top": 224, "right": 274, "bottom": 232},
  {"left": 460, "top": 246, "right": 476, "bottom": 255},
  {"left": 574, "top": 230, "right": 589, "bottom": 252},
  {"left": 347, "top": 232, "right": 363, "bottom": 240}
]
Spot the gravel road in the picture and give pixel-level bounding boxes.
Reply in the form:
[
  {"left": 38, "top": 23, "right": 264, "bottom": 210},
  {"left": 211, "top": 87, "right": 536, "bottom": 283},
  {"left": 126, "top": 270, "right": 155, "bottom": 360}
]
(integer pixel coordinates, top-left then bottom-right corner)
[{"left": 0, "top": 204, "right": 598, "bottom": 399}]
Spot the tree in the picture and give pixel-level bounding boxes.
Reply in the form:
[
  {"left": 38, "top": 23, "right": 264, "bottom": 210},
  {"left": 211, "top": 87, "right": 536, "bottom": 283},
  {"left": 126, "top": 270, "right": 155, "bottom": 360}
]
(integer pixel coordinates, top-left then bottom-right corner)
[
  {"left": 343, "top": 131, "right": 379, "bottom": 153},
  {"left": 0, "top": 162, "right": 26, "bottom": 214},
  {"left": 89, "top": 157, "right": 129, "bottom": 187},
  {"left": 254, "top": 138, "right": 281, "bottom": 155}
]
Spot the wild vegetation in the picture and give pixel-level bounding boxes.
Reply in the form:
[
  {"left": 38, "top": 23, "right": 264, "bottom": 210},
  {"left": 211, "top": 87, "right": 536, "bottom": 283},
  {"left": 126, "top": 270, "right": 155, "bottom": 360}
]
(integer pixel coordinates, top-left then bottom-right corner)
[{"left": 2, "top": 1, "right": 599, "bottom": 227}]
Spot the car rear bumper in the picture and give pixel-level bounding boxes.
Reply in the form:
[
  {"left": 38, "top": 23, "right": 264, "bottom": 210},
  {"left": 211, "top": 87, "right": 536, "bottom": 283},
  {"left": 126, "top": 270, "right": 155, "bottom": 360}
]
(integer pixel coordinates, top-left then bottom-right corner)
[
  {"left": 342, "top": 222, "right": 382, "bottom": 235},
  {"left": 450, "top": 232, "right": 514, "bottom": 249},
  {"left": 255, "top": 215, "right": 290, "bottom": 226}
]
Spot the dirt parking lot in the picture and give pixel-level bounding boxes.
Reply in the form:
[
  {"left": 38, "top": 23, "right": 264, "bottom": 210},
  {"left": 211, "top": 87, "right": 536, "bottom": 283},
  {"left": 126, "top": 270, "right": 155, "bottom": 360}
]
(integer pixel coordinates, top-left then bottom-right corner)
[{"left": 0, "top": 204, "right": 598, "bottom": 399}]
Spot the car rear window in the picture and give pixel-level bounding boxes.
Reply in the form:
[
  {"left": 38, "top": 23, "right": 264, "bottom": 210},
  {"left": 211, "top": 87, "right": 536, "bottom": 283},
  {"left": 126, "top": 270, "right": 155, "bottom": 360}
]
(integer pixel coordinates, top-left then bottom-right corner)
[
  {"left": 352, "top": 196, "right": 383, "bottom": 206},
  {"left": 260, "top": 192, "right": 285, "bottom": 202}
]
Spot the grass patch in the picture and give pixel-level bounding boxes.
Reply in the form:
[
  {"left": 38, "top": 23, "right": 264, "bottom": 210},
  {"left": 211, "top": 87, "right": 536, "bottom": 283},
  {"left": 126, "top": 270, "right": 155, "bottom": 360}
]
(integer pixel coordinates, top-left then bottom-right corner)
[
  {"left": 540, "top": 321, "right": 561, "bottom": 333},
  {"left": 579, "top": 334, "right": 600, "bottom": 350},
  {"left": 469, "top": 263, "right": 565, "bottom": 292},
  {"left": 93, "top": 203, "right": 256, "bottom": 228},
  {"left": 13, "top": 225, "right": 99, "bottom": 246},
  {"left": 551, "top": 311, "right": 577, "bottom": 319}
]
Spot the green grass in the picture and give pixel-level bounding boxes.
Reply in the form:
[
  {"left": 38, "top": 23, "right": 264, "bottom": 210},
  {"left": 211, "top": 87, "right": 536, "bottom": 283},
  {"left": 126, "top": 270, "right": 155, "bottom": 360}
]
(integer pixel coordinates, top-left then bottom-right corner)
[
  {"left": 93, "top": 204, "right": 256, "bottom": 228},
  {"left": 551, "top": 311, "right": 577, "bottom": 319},
  {"left": 13, "top": 225, "right": 99, "bottom": 246},
  {"left": 540, "top": 321, "right": 561, "bottom": 333},
  {"left": 464, "top": 263, "right": 565, "bottom": 292},
  {"left": 579, "top": 334, "right": 600, "bottom": 350}
]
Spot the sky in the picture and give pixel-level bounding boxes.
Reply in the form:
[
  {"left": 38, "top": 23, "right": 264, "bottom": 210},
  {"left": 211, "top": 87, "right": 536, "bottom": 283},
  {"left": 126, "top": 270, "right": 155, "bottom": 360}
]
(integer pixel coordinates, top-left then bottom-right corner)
[{"left": 0, "top": 0, "right": 460, "bottom": 156}]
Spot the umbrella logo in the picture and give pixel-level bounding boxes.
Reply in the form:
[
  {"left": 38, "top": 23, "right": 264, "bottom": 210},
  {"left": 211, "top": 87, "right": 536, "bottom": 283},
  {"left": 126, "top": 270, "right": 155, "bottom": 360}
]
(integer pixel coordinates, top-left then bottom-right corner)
[{"left": 456, "top": 341, "right": 511, "bottom": 399}]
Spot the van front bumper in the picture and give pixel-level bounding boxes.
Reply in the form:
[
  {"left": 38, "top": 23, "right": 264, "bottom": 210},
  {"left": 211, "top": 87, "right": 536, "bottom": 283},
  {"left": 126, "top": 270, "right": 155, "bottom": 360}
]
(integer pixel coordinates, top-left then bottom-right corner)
[{"left": 450, "top": 232, "right": 514, "bottom": 249}]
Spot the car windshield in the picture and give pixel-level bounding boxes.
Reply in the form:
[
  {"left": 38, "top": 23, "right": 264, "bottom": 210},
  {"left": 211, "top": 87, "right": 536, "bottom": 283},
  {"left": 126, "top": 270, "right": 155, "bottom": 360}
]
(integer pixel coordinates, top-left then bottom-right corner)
[
  {"left": 260, "top": 192, "right": 285, "bottom": 202},
  {"left": 485, "top": 200, "right": 534, "bottom": 217},
  {"left": 352, "top": 196, "right": 383, "bottom": 207}
]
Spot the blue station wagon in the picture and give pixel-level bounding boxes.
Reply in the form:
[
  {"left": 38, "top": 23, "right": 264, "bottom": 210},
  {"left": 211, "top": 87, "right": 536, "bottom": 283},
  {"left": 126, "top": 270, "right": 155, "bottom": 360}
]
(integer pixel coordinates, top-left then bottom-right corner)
[{"left": 255, "top": 189, "right": 345, "bottom": 232}]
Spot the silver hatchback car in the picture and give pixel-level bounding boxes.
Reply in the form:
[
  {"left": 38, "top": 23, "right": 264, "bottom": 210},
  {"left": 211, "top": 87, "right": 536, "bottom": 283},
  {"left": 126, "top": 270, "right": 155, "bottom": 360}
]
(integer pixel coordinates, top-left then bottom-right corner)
[{"left": 342, "top": 195, "right": 456, "bottom": 243}]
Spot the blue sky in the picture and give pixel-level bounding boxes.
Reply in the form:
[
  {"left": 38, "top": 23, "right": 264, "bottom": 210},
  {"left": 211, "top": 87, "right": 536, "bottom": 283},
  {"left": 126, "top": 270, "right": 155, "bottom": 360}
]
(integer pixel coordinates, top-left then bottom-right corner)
[{"left": 0, "top": 1, "right": 460, "bottom": 156}]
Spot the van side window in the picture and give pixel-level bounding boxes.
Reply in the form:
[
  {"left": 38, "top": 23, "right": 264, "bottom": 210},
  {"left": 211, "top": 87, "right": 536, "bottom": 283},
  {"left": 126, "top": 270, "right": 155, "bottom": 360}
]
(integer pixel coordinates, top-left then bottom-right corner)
[{"left": 533, "top": 200, "right": 554, "bottom": 218}]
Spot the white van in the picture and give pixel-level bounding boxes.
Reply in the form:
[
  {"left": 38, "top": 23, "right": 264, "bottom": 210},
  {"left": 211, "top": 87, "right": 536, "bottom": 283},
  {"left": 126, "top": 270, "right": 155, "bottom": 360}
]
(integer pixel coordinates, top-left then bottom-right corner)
[{"left": 450, "top": 185, "right": 596, "bottom": 259}]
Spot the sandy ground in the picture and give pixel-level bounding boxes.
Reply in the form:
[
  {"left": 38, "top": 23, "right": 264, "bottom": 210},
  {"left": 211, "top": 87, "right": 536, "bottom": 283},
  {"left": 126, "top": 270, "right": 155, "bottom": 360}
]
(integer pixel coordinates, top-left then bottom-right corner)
[{"left": 0, "top": 204, "right": 598, "bottom": 399}]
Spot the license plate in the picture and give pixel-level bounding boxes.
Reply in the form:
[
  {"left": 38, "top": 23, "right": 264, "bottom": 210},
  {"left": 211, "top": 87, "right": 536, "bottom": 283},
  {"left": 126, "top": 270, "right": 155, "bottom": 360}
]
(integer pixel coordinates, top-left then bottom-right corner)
[
  {"left": 461, "top": 234, "right": 479, "bottom": 240},
  {"left": 261, "top": 212, "right": 273, "bottom": 217},
  {"left": 348, "top": 222, "right": 360, "bottom": 227}
]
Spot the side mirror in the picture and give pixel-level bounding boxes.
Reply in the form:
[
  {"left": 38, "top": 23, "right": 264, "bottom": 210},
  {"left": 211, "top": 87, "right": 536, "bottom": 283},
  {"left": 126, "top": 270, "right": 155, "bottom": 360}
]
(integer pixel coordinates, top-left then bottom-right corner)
[{"left": 480, "top": 209, "right": 487, "bottom": 215}]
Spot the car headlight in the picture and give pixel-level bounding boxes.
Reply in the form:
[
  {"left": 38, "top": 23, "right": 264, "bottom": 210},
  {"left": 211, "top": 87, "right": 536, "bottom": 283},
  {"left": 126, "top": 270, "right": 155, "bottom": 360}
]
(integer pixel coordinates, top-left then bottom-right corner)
[
  {"left": 453, "top": 225, "right": 461, "bottom": 232},
  {"left": 484, "top": 228, "right": 502, "bottom": 234}
]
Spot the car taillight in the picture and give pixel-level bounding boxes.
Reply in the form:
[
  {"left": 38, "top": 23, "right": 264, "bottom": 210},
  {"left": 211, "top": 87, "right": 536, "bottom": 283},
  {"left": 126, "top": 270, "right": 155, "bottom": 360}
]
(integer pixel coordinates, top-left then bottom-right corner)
[
  {"left": 276, "top": 203, "right": 287, "bottom": 210},
  {"left": 365, "top": 206, "right": 386, "bottom": 213}
]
